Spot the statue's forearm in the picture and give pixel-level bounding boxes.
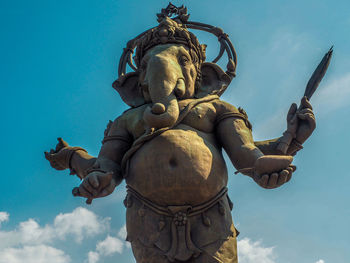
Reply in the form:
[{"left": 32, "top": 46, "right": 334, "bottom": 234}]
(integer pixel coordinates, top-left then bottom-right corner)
[
  {"left": 255, "top": 137, "right": 303, "bottom": 156},
  {"left": 90, "top": 156, "right": 124, "bottom": 186},
  {"left": 70, "top": 149, "right": 124, "bottom": 186},
  {"left": 70, "top": 149, "right": 97, "bottom": 179},
  {"left": 254, "top": 138, "right": 282, "bottom": 155}
]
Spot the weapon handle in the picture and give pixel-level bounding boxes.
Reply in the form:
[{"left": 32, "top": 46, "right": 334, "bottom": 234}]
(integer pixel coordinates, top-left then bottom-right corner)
[{"left": 276, "top": 46, "right": 333, "bottom": 154}]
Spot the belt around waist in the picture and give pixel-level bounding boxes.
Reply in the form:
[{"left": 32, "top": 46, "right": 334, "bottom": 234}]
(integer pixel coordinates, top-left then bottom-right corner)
[{"left": 126, "top": 186, "right": 228, "bottom": 217}]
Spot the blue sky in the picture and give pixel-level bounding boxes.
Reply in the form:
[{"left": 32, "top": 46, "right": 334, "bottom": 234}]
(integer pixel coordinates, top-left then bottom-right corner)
[{"left": 1, "top": 0, "right": 349, "bottom": 262}]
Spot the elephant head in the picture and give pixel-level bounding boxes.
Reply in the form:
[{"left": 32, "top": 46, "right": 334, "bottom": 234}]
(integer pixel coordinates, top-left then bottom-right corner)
[
  {"left": 113, "top": 43, "right": 233, "bottom": 129},
  {"left": 112, "top": 11, "right": 236, "bottom": 129}
]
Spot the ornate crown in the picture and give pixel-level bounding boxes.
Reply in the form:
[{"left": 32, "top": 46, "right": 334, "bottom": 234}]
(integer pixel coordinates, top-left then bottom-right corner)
[
  {"left": 117, "top": 3, "right": 237, "bottom": 82},
  {"left": 134, "top": 16, "right": 206, "bottom": 69}
]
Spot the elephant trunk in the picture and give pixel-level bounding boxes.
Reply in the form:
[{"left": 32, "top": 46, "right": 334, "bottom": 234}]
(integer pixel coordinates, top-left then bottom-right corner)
[
  {"left": 143, "top": 55, "right": 185, "bottom": 129},
  {"left": 143, "top": 93, "right": 179, "bottom": 129}
]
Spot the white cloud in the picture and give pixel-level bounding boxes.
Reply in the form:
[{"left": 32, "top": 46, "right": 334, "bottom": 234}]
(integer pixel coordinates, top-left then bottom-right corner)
[
  {"left": 96, "top": 235, "right": 123, "bottom": 256},
  {"left": 0, "top": 212, "right": 9, "bottom": 227},
  {"left": 238, "top": 238, "right": 276, "bottom": 263},
  {"left": 0, "top": 245, "right": 70, "bottom": 263},
  {"left": 0, "top": 207, "right": 110, "bottom": 250},
  {"left": 53, "top": 207, "right": 110, "bottom": 243},
  {"left": 0, "top": 211, "right": 288, "bottom": 263},
  {"left": 315, "top": 260, "right": 325, "bottom": 263},
  {"left": 0, "top": 208, "right": 111, "bottom": 263},
  {"left": 0, "top": 219, "right": 53, "bottom": 249},
  {"left": 313, "top": 73, "right": 350, "bottom": 115},
  {"left": 87, "top": 251, "right": 100, "bottom": 263},
  {"left": 117, "top": 224, "right": 131, "bottom": 249},
  {"left": 86, "top": 224, "right": 128, "bottom": 263},
  {"left": 117, "top": 224, "right": 127, "bottom": 240}
]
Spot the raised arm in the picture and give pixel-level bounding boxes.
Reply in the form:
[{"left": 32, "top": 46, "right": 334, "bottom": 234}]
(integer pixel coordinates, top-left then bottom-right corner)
[
  {"left": 214, "top": 100, "right": 295, "bottom": 189},
  {"left": 45, "top": 116, "right": 132, "bottom": 203},
  {"left": 254, "top": 97, "right": 316, "bottom": 156}
]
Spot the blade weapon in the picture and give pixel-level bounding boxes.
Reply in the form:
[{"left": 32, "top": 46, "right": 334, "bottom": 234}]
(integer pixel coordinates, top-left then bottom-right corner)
[
  {"left": 276, "top": 46, "right": 333, "bottom": 154},
  {"left": 304, "top": 46, "right": 333, "bottom": 100}
]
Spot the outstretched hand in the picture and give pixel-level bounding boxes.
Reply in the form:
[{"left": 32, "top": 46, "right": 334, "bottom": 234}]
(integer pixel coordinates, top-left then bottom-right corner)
[
  {"left": 287, "top": 96, "right": 316, "bottom": 144},
  {"left": 239, "top": 155, "right": 296, "bottom": 189},
  {"left": 72, "top": 171, "right": 117, "bottom": 204},
  {"left": 44, "top": 138, "right": 70, "bottom": 170},
  {"left": 253, "top": 165, "right": 296, "bottom": 189}
]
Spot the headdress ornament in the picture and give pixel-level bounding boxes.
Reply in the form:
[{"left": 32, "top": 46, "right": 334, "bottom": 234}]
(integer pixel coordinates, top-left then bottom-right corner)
[{"left": 116, "top": 3, "right": 237, "bottom": 83}]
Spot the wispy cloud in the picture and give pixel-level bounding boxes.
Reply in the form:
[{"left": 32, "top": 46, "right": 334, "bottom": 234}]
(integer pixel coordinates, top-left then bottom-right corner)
[
  {"left": 315, "top": 260, "right": 325, "bottom": 263},
  {"left": 312, "top": 73, "right": 350, "bottom": 115},
  {"left": 253, "top": 72, "right": 350, "bottom": 140},
  {"left": 268, "top": 30, "right": 309, "bottom": 58},
  {"left": 85, "top": 225, "right": 128, "bottom": 263},
  {"left": 238, "top": 238, "right": 276, "bottom": 263},
  {"left": 0, "top": 212, "right": 9, "bottom": 227},
  {"left": 253, "top": 110, "right": 286, "bottom": 141},
  {"left": 0, "top": 245, "right": 71, "bottom": 263}
]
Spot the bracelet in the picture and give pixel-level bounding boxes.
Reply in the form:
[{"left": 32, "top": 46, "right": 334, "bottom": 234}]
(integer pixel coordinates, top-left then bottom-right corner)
[
  {"left": 84, "top": 163, "right": 122, "bottom": 179},
  {"left": 276, "top": 130, "right": 296, "bottom": 154},
  {"left": 291, "top": 139, "right": 303, "bottom": 150},
  {"left": 287, "top": 139, "right": 304, "bottom": 156},
  {"left": 67, "top": 147, "right": 87, "bottom": 170}
]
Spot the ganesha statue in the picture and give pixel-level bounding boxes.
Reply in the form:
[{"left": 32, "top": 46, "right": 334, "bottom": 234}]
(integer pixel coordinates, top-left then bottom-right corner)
[{"left": 45, "top": 4, "right": 316, "bottom": 263}]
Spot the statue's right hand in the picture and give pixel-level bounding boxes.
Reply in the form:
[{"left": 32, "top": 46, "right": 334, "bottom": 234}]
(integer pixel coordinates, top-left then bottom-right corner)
[
  {"left": 72, "top": 171, "right": 115, "bottom": 204},
  {"left": 44, "top": 138, "right": 70, "bottom": 170}
]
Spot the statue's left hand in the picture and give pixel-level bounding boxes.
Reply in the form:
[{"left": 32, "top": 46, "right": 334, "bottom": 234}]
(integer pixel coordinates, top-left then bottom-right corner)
[
  {"left": 247, "top": 155, "right": 296, "bottom": 189},
  {"left": 72, "top": 171, "right": 116, "bottom": 204},
  {"left": 287, "top": 96, "right": 316, "bottom": 144},
  {"left": 253, "top": 165, "right": 296, "bottom": 189}
]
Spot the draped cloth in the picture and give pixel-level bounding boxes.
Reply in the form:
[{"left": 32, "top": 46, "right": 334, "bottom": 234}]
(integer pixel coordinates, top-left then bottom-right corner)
[{"left": 125, "top": 186, "right": 237, "bottom": 262}]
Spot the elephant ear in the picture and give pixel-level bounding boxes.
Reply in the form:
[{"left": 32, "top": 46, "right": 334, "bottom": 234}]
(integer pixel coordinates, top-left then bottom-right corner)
[
  {"left": 112, "top": 72, "right": 145, "bottom": 108},
  {"left": 195, "top": 62, "right": 233, "bottom": 98}
]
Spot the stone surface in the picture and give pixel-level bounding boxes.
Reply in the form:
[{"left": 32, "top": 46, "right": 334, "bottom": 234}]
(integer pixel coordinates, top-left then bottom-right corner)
[{"left": 44, "top": 4, "right": 317, "bottom": 262}]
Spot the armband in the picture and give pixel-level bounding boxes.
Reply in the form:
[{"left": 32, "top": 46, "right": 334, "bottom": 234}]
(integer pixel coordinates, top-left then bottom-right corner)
[
  {"left": 215, "top": 107, "right": 252, "bottom": 130},
  {"left": 102, "top": 135, "right": 131, "bottom": 144},
  {"left": 84, "top": 164, "right": 122, "bottom": 178},
  {"left": 66, "top": 147, "right": 88, "bottom": 175},
  {"left": 85, "top": 168, "right": 107, "bottom": 174},
  {"left": 66, "top": 147, "right": 87, "bottom": 168}
]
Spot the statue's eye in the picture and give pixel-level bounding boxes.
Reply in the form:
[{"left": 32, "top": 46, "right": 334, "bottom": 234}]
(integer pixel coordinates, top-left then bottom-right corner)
[{"left": 179, "top": 55, "right": 190, "bottom": 66}]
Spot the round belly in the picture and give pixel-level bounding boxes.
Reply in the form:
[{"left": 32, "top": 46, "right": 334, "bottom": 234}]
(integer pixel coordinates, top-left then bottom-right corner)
[{"left": 126, "top": 128, "right": 228, "bottom": 205}]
